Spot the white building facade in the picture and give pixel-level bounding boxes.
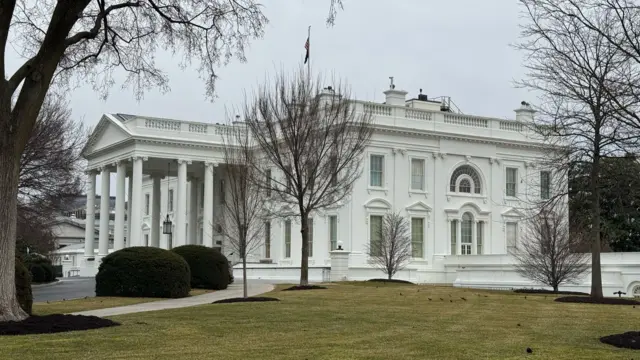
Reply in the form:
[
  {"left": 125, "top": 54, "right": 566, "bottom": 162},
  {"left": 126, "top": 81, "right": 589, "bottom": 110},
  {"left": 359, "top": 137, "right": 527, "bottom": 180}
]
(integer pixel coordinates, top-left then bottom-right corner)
[{"left": 64, "top": 84, "right": 640, "bottom": 297}]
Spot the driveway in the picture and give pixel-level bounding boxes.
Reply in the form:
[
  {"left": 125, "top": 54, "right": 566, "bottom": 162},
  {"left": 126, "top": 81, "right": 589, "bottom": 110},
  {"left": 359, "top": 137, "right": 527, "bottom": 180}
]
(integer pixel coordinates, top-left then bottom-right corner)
[{"left": 33, "top": 277, "right": 96, "bottom": 302}]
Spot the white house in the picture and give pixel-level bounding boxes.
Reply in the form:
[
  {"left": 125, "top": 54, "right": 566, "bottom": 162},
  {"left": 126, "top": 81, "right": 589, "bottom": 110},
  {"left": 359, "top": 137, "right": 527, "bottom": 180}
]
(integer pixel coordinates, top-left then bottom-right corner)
[{"left": 57, "top": 81, "right": 640, "bottom": 297}]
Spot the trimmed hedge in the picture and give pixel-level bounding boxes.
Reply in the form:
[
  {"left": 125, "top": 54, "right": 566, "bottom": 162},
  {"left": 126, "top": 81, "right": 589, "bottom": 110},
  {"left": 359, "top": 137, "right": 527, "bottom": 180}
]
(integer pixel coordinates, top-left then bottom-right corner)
[
  {"left": 15, "top": 257, "right": 33, "bottom": 315},
  {"left": 171, "top": 245, "right": 230, "bottom": 290},
  {"left": 25, "top": 256, "right": 56, "bottom": 283},
  {"left": 96, "top": 247, "right": 191, "bottom": 298}
]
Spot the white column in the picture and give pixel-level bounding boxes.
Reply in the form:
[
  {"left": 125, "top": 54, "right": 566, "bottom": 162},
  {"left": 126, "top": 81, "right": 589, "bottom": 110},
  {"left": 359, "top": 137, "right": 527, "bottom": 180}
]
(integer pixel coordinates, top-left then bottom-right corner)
[
  {"left": 189, "top": 176, "right": 199, "bottom": 245},
  {"left": 456, "top": 219, "right": 462, "bottom": 256},
  {"left": 130, "top": 156, "right": 145, "bottom": 247},
  {"left": 471, "top": 220, "right": 477, "bottom": 255},
  {"left": 127, "top": 174, "right": 133, "bottom": 247},
  {"left": 84, "top": 170, "right": 97, "bottom": 257},
  {"left": 114, "top": 161, "right": 127, "bottom": 250},
  {"left": 98, "top": 167, "right": 111, "bottom": 256},
  {"left": 151, "top": 174, "right": 162, "bottom": 247},
  {"left": 203, "top": 162, "right": 215, "bottom": 247},
  {"left": 175, "top": 159, "right": 190, "bottom": 246},
  {"left": 446, "top": 219, "right": 451, "bottom": 255}
]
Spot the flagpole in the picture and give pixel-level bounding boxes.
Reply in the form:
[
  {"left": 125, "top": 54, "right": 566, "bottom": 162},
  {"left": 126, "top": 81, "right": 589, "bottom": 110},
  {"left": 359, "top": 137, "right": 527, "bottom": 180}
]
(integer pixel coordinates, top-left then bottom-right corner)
[{"left": 307, "top": 25, "right": 311, "bottom": 84}]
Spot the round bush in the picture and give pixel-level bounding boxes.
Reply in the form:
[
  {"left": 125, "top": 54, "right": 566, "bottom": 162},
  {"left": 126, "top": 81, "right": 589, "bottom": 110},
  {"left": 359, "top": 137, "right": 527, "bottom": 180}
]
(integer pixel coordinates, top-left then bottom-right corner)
[
  {"left": 15, "top": 258, "right": 33, "bottom": 315},
  {"left": 29, "top": 264, "right": 47, "bottom": 283},
  {"left": 96, "top": 247, "right": 191, "bottom": 298},
  {"left": 171, "top": 245, "right": 230, "bottom": 290}
]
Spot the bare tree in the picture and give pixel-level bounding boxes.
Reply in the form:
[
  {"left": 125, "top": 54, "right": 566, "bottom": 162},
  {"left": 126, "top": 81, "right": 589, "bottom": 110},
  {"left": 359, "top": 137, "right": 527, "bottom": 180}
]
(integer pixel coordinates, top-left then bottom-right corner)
[
  {"left": 242, "top": 68, "right": 373, "bottom": 285},
  {"left": 513, "top": 201, "right": 589, "bottom": 292},
  {"left": 516, "top": 0, "right": 640, "bottom": 298},
  {"left": 218, "top": 119, "right": 267, "bottom": 298},
  {"left": 0, "top": 1, "right": 343, "bottom": 322},
  {"left": 365, "top": 212, "right": 412, "bottom": 280}
]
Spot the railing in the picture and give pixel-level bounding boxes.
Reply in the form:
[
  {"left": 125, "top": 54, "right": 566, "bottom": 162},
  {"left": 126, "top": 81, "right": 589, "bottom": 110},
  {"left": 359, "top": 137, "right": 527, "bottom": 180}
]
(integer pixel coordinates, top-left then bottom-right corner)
[{"left": 139, "top": 117, "right": 246, "bottom": 136}]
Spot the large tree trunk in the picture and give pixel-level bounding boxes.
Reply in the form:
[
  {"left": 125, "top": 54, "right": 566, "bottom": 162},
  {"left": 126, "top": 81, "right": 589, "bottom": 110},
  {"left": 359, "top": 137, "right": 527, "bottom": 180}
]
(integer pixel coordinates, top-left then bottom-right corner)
[
  {"left": 590, "top": 154, "right": 604, "bottom": 298},
  {"left": 242, "top": 256, "right": 248, "bottom": 298},
  {"left": 0, "top": 125, "right": 28, "bottom": 322},
  {"left": 299, "top": 216, "right": 309, "bottom": 286}
]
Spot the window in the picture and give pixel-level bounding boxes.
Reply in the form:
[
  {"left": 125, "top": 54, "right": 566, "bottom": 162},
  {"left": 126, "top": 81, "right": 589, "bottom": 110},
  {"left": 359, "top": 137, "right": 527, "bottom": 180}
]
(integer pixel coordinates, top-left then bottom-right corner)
[
  {"left": 306, "top": 165, "right": 315, "bottom": 194},
  {"left": 200, "top": 183, "right": 204, "bottom": 208},
  {"left": 506, "top": 222, "right": 518, "bottom": 253},
  {"left": 411, "top": 218, "right": 424, "bottom": 258},
  {"left": 168, "top": 189, "right": 174, "bottom": 212},
  {"left": 477, "top": 221, "right": 484, "bottom": 255},
  {"left": 144, "top": 234, "right": 149, "bottom": 246},
  {"left": 461, "top": 213, "right": 473, "bottom": 255},
  {"left": 411, "top": 159, "right": 425, "bottom": 190},
  {"left": 450, "top": 220, "right": 458, "bottom": 255},
  {"left": 220, "top": 179, "right": 225, "bottom": 204},
  {"left": 284, "top": 220, "right": 291, "bottom": 258},
  {"left": 264, "top": 221, "right": 271, "bottom": 258},
  {"left": 459, "top": 179, "right": 471, "bottom": 193},
  {"left": 329, "top": 215, "right": 338, "bottom": 251},
  {"left": 370, "top": 155, "right": 384, "bottom": 187},
  {"left": 330, "top": 155, "right": 338, "bottom": 187},
  {"left": 285, "top": 165, "right": 293, "bottom": 192},
  {"left": 506, "top": 168, "right": 517, "bottom": 197},
  {"left": 369, "top": 215, "right": 383, "bottom": 256},
  {"left": 308, "top": 218, "right": 314, "bottom": 257},
  {"left": 449, "top": 165, "right": 482, "bottom": 193},
  {"left": 266, "top": 169, "right": 272, "bottom": 197},
  {"left": 540, "top": 171, "right": 551, "bottom": 200},
  {"left": 144, "top": 194, "right": 150, "bottom": 215}
]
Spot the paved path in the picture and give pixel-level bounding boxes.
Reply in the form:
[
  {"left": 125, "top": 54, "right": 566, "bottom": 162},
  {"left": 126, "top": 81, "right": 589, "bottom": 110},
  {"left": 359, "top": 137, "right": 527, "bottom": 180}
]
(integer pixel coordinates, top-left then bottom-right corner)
[
  {"left": 33, "top": 277, "right": 96, "bottom": 302},
  {"left": 71, "top": 282, "right": 275, "bottom": 317}
]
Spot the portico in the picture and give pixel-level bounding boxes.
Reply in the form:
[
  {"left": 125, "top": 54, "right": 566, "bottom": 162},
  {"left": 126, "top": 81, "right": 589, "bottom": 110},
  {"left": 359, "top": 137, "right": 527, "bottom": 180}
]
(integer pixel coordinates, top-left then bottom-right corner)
[{"left": 80, "top": 114, "right": 236, "bottom": 274}]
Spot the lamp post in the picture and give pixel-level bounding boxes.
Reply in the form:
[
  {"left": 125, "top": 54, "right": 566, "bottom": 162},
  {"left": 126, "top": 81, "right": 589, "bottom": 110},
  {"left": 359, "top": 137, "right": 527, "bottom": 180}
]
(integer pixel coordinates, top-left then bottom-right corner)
[{"left": 162, "top": 162, "right": 173, "bottom": 236}]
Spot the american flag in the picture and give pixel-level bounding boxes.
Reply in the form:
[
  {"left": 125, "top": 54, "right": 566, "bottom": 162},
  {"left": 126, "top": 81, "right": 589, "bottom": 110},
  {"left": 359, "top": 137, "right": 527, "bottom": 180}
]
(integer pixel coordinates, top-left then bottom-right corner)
[{"left": 304, "top": 37, "right": 310, "bottom": 64}]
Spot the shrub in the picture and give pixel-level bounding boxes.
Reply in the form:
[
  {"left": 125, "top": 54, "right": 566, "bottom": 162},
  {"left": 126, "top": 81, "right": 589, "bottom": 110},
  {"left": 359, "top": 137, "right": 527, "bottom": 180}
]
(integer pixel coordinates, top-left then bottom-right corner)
[
  {"left": 25, "top": 255, "right": 56, "bottom": 282},
  {"left": 15, "top": 258, "right": 33, "bottom": 315},
  {"left": 172, "top": 245, "right": 230, "bottom": 290},
  {"left": 96, "top": 247, "right": 191, "bottom": 298},
  {"left": 29, "top": 264, "right": 47, "bottom": 283}
]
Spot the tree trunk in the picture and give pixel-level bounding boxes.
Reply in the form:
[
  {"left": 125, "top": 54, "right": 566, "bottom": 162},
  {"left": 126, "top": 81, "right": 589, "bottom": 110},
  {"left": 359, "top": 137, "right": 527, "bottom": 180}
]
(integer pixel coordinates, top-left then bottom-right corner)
[
  {"left": 299, "top": 216, "right": 309, "bottom": 286},
  {"left": 590, "top": 154, "right": 604, "bottom": 298},
  {"left": 553, "top": 284, "right": 558, "bottom": 293},
  {"left": 0, "top": 125, "right": 28, "bottom": 322},
  {"left": 242, "top": 256, "right": 248, "bottom": 298}
]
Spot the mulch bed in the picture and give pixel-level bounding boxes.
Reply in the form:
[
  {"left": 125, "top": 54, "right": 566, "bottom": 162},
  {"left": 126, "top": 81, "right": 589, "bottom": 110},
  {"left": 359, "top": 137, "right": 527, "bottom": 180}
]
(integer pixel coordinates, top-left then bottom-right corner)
[
  {"left": 368, "top": 279, "right": 414, "bottom": 285},
  {"left": 600, "top": 331, "right": 640, "bottom": 350},
  {"left": 514, "top": 288, "right": 588, "bottom": 296},
  {"left": 282, "top": 285, "right": 327, "bottom": 291},
  {"left": 555, "top": 296, "right": 640, "bottom": 305},
  {"left": 212, "top": 297, "right": 280, "bottom": 304},
  {"left": 0, "top": 314, "right": 120, "bottom": 336}
]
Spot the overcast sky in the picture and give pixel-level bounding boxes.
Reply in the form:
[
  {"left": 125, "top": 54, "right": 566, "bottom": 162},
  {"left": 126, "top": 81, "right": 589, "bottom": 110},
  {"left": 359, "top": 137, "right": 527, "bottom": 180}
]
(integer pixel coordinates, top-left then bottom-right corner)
[{"left": 36, "top": 0, "right": 531, "bottom": 130}]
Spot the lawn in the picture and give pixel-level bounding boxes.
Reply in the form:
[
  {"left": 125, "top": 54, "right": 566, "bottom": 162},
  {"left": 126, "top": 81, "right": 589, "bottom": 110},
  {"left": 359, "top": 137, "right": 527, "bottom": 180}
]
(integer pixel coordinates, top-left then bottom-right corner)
[
  {"left": 32, "top": 289, "right": 213, "bottom": 315},
  {"left": 3, "top": 282, "right": 639, "bottom": 360}
]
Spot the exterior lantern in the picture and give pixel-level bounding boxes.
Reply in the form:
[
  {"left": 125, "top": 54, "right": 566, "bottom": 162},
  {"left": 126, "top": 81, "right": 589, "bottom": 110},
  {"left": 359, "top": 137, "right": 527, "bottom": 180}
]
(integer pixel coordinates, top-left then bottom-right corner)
[{"left": 162, "top": 214, "right": 172, "bottom": 235}]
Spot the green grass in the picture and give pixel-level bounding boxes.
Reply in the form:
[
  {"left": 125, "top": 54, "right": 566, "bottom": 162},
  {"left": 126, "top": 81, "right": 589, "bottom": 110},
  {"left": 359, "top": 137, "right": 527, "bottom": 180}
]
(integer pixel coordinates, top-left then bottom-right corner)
[
  {"left": 32, "top": 289, "right": 213, "bottom": 315},
  {"left": 4, "top": 283, "right": 639, "bottom": 359}
]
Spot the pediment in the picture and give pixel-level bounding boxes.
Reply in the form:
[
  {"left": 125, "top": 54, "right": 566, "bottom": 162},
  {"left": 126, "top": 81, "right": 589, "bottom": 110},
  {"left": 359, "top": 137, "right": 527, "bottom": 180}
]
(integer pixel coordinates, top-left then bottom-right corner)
[
  {"left": 501, "top": 207, "right": 525, "bottom": 218},
  {"left": 405, "top": 201, "right": 432, "bottom": 213},
  {"left": 83, "top": 115, "right": 133, "bottom": 157},
  {"left": 363, "top": 197, "right": 392, "bottom": 210}
]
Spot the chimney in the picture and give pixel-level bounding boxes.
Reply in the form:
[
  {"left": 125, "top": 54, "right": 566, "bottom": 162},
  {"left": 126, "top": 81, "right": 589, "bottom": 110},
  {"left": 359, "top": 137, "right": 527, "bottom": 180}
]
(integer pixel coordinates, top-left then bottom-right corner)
[
  {"left": 514, "top": 101, "right": 535, "bottom": 122},
  {"left": 383, "top": 76, "right": 407, "bottom": 106}
]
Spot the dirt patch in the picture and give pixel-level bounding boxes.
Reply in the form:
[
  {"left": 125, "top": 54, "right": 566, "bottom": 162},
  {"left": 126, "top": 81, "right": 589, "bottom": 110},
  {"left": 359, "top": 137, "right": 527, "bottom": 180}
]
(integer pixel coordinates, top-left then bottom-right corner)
[
  {"left": 212, "top": 297, "right": 280, "bottom": 304},
  {"left": 514, "top": 288, "right": 588, "bottom": 296},
  {"left": 600, "top": 331, "right": 640, "bottom": 350},
  {"left": 0, "top": 314, "right": 120, "bottom": 336},
  {"left": 368, "top": 279, "right": 414, "bottom": 285},
  {"left": 555, "top": 296, "right": 640, "bottom": 305},
  {"left": 282, "top": 285, "right": 327, "bottom": 291}
]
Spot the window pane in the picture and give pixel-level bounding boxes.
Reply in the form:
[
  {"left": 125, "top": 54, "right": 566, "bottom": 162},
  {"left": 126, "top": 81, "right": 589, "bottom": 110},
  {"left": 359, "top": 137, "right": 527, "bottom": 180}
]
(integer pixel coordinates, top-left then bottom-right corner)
[
  {"left": 266, "top": 169, "right": 272, "bottom": 197},
  {"left": 370, "top": 155, "right": 383, "bottom": 187},
  {"left": 411, "top": 218, "right": 424, "bottom": 258},
  {"left": 370, "top": 215, "right": 383, "bottom": 256},
  {"left": 168, "top": 189, "right": 174, "bottom": 211},
  {"left": 285, "top": 220, "right": 291, "bottom": 258},
  {"left": 506, "top": 168, "right": 517, "bottom": 197},
  {"left": 540, "top": 171, "right": 550, "bottom": 200},
  {"left": 145, "top": 194, "right": 150, "bottom": 215},
  {"left": 461, "top": 213, "right": 473, "bottom": 247},
  {"left": 477, "top": 221, "right": 483, "bottom": 255},
  {"left": 329, "top": 215, "right": 338, "bottom": 251},
  {"left": 411, "top": 159, "right": 424, "bottom": 190},
  {"left": 459, "top": 179, "right": 471, "bottom": 193},
  {"left": 506, "top": 222, "right": 517, "bottom": 251},
  {"left": 451, "top": 220, "right": 457, "bottom": 255}
]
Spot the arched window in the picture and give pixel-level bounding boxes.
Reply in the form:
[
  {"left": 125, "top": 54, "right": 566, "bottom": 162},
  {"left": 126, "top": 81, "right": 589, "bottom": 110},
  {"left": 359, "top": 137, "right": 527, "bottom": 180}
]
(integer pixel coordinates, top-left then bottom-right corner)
[
  {"left": 461, "top": 212, "right": 473, "bottom": 255},
  {"left": 449, "top": 165, "right": 482, "bottom": 194}
]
